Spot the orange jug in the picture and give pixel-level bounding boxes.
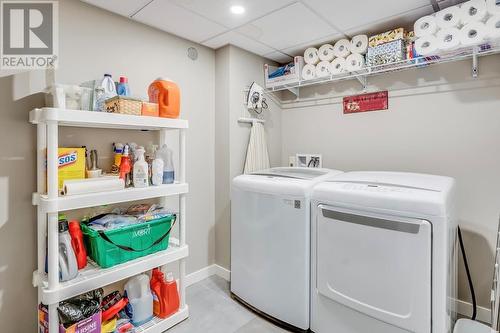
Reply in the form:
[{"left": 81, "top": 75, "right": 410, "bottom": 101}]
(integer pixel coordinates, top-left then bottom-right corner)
[{"left": 148, "top": 78, "right": 180, "bottom": 118}]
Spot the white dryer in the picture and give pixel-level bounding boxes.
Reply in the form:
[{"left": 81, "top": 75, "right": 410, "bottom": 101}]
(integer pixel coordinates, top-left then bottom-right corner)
[
  {"left": 231, "top": 167, "right": 342, "bottom": 331},
  {"left": 311, "top": 171, "right": 457, "bottom": 333}
]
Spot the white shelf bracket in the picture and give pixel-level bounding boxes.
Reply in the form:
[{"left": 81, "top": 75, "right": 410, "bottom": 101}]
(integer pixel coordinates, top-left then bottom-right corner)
[
  {"left": 356, "top": 75, "right": 368, "bottom": 90},
  {"left": 286, "top": 86, "right": 299, "bottom": 97},
  {"left": 472, "top": 47, "right": 479, "bottom": 79}
]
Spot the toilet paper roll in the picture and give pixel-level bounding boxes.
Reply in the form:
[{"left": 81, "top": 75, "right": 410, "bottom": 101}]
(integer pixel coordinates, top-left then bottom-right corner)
[
  {"left": 486, "top": 0, "right": 500, "bottom": 15},
  {"left": 435, "top": 6, "right": 462, "bottom": 29},
  {"left": 345, "top": 53, "right": 365, "bottom": 72},
  {"left": 460, "top": 0, "right": 488, "bottom": 25},
  {"left": 302, "top": 64, "right": 317, "bottom": 80},
  {"left": 436, "top": 27, "right": 461, "bottom": 50},
  {"left": 318, "top": 44, "right": 335, "bottom": 61},
  {"left": 486, "top": 14, "right": 500, "bottom": 39},
  {"left": 414, "top": 35, "right": 439, "bottom": 56},
  {"left": 304, "top": 47, "right": 320, "bottom": 65},
  {"left": 333, "top": 39, "right": 351, "bottom": 58},
  {"left": 330, "top": 57, "right": 347, "bottom": 75},
  {"left": 350, "top": 35, "right": 369, "bottom": 54},
  {"left": 460, "top": 21, "right": 487, "bottom": 46},
  {"left": 414, "top": 15, "right": 438, "bottom": 37},
  {"left": 63, "top": 177, "right": 125, "bottom": 196},
  {"left": 315, "top": 61, "right": 332, "bottom": 78}
]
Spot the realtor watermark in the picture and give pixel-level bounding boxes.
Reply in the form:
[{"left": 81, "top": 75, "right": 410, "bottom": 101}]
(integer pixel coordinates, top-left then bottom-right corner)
[{"left": 1, "top": 1, "right": 58, "bottom": 69}]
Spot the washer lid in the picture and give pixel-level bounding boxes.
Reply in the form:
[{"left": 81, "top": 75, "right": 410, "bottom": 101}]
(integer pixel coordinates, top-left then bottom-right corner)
[
  {"left": 252, "top": 167, "right": 333, "bottom": 180},
  {"left": 325, "top": 171, "right": 454, "bottom": 192}
]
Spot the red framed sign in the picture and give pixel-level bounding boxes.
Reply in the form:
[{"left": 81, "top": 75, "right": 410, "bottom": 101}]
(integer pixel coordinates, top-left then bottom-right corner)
[{"left": 343, "top": 91, "right": 388, "bottom": 114}]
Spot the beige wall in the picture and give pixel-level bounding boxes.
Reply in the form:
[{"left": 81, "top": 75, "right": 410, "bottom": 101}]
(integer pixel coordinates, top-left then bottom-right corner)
[
  {"left": 281, "top": 55, "right": 500, "bottom": 308},
  {"left": 0, "top": 0, "right": 215, "bottom": 331},
  {"left": 214, "top": 45, "right": 282, "bottom": 269}
]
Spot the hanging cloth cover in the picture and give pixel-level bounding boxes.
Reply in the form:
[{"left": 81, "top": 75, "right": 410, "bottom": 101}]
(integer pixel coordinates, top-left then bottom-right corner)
[{"left": 243, "top": 121, "right": 270, "bottom": 174}]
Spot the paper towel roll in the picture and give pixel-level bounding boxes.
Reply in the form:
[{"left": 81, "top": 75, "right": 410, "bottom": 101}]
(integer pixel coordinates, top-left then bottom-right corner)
[
  {"left": 318, "top": 44, "right": 335, "bottom": 61},
  {"left": 460, "top": 0, "right": 488, "bottom": 24},
  {"left": 315, "top": 61, "right": 332, "bottom": 78},
  {"left": 436, "top": 27, "right": 461, "bottom": 50},
  {"left": 304, "top": 47, "right": 320, "bottom": 65},
  {"left": 435, "top": 6, "right": 462, "bottom": 29},
  {"left": 330, "top": 57, "right": 347, "bottom": 75},
  {"left": 414, "top": 35, "right": 439, "bottom": 56},
  {"left": 414, "top": 15, "right": 438, "bottom": 37},
  {"left": 350, "top": 35, "right": 369, "bottom": 54},
  {"left": 333, "top": 39, "right": 351, "bottom": 58},
  {"left": 487, "top": 0, "right": 500, "bottom": 15},
  {"left": 486, "top": 14, "right": 500, "bottom": 39},
  {"left": 302, "top": 64, "right": 316, "bottom": 80},
  {"left": 460, "top": 21, "right": 487, "bottom": 46},
  {"left": 63, "top": 177, "right": 125, "bottom": 196},
  {"left": 345, "top": 53, "right": 365, "bottom": 72}
]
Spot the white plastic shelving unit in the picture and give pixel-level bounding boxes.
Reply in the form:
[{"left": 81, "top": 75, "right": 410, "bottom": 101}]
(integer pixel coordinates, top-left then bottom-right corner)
[{"left": 30, "top": 107, "right": 189, "bottom": 332}]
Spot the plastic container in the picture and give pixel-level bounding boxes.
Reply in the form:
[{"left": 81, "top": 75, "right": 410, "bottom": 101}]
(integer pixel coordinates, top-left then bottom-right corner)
[
  {"left": 151, "top": 155, "right": 164, "bottom": 186},
  {"left": 45, "top": 84, "right": 93, "bottom": 110},
  {"left": 151, "top": 269, "right": 180, "bottom": 318},
  {"left": 96, "top": 74, "right": 117, "bottom": 111},
  {"left": 157, "top": 144, "right": 174, "bottom": 184},
  {"left": 148, "top": 78, "right": 180, "bottom": 118},
  {"left": 68, "top": 220, "right": 87, "bottom": 269},
  {"left": 116, "top": 76, "right": 131, "bottom": 96},
  {"left": 59, "top": 219, "right": 79, "bottom": 281},
  {"left": 125, "top": 274, "right": 154, "bottom": 326},
  {"left": 81, "top": 215, "right": 175, "bottom": 268}
]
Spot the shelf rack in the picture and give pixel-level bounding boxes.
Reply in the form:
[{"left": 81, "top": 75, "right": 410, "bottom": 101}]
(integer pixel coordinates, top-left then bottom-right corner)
[
  {"left": 30, "top": 108, "right": 189, "bottom": 332},
  {"left": 266, "top": 41, "right": 500, "bottom": 97}
]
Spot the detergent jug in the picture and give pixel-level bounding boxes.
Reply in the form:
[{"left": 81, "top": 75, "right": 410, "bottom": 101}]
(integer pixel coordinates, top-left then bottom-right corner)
[
  {"left": 59, "top": 219, "right": 79, "bottom": 282},
  {"left": 148, "top": 78, "right": 180, "bottom": 118},
  {"left": 68, "top": 220, "right": 87, "bottom": 269},
  {"left": 125, "top": 274, "right": 154, "bottom": 326}
]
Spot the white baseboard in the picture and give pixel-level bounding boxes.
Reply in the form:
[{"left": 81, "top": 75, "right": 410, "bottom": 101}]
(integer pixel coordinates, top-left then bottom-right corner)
[
  {"left": 185, "top": 264, "right": 231, "bottom": 287},
  {"left": 457, "top": 299, "right": 492, "bottom": 324}
]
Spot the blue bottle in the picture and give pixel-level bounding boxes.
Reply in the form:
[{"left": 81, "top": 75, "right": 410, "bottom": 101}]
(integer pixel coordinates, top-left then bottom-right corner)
[{"left": 117, "top": 76, "right": 131, "bottom": 96}]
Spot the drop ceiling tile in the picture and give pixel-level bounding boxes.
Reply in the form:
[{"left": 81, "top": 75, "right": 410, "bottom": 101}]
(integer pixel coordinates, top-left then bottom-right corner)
[
  {"left": 302, "top": 0, "right": 432, "bottom": 31},
  {"left": 263, "top": 51, "right": 293, "bottom": 64},
  {"left": 171, "top": 0, "right": 296, "bottom": 29},
  {"left": 281, "top": 33, "right": 344, "bottom": 57},
  {"left": 81, "top": 0, "right": 152, "bottom": 17},
  {"left": 345, "top": 5, "right": 434, "bottom": 37},
  {"left": 236, "top": 2, "right": 339, "bottom": 51},
  {"left": 132, "top": 1, "right": 227, "bottom": 43},
  {"left": 202, "top": 31, "right": 274, "bottom": 55}
]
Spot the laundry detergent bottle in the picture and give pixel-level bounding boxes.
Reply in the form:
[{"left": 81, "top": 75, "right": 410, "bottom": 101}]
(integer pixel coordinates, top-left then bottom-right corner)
[
  {"left": 68, "top": 220, "right": 87, "bottom": 269},
  {"left": 148, "top": 78, "right": 180, "bottom": 118},
  {"left": 58, "top": 219, "right": 79, "bottom": 281},
  {"left": 125, "top": 274, "right": 154, "bottom": 326},
  {"left": 163, "top": 271, "right": 180, "bottom": 317}
]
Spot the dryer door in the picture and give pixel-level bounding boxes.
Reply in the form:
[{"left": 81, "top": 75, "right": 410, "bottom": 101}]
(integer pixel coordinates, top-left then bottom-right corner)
[{"left": 316, "top": 205, "right": 432, "bottom": 332}]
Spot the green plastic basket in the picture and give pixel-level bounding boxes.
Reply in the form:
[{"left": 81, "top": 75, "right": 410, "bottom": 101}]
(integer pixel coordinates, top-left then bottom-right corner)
[{"left": 82, "top": 215, "right": 175, "bottom": 268}]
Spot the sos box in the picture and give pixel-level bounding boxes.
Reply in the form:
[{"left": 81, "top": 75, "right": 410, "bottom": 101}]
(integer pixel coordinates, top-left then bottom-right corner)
[{"left": 45, "top": 148, "right": 86, "bottom": 192}]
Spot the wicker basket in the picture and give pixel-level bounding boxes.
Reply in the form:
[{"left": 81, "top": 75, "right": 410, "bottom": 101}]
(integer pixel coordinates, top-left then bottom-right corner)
[{"left": 105, "top": 96, "right": 142, "bottom": 115}]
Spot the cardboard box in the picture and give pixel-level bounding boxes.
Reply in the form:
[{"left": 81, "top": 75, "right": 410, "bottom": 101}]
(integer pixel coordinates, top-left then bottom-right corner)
[
  {"left": 57, "top": 148, "right": 86, "bottom": 191},
  {"left": 141, "top": 101, "right": 159, "bottom": 117},
  {"left": 39, "top": 304, "right": 101, "bottom": 333},
  {"left": 369, "top": 28, "right": 406, "bottom": 48}
]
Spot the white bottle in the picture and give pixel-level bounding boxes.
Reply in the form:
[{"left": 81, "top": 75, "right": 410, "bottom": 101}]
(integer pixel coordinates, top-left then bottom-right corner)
[
  {"left": 157, "top": 144, "right": 175, "bottom": 184},
  {"left": 151, "top": 152, "right": 164, "bottom": 186},
  {"left": 96, "top": 74, "right": 117, "bottom": 111},
  {"left": 133, "top": 147, "right": 149, "bottom": 188},
  {"left": 58, "top": 219, "right": 78, "bottom": 282},
  {"left": 124, "top": 274, "right": 154, "bottom": 326}
]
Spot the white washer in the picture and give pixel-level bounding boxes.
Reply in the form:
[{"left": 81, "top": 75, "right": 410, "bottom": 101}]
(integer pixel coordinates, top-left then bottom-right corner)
[
  {"left": 231, "top": 167, "right": 342, "bottom": 331},
  {"left": 311, "top": 171, "right": 457, "bottom": 333}
]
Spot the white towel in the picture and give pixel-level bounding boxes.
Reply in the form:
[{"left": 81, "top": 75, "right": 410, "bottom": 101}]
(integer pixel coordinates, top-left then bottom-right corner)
[{"left": 243, "top": 122, "right": 270, "bottom": 174}]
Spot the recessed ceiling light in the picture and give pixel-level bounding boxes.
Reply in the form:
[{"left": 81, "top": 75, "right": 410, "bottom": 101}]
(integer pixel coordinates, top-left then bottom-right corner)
[{"left": 230, "top": 5, "right": 245, "bottom": 15}]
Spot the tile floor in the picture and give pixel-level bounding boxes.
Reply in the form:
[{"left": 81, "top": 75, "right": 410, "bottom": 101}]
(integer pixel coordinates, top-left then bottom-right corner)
[{"left": 167, "top": 276, "right": 291, "bottom": 333}]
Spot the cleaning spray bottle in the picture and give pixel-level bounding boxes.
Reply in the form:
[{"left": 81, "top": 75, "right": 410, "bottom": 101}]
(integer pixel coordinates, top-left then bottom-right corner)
[
  {"left": 119, "top": 144, "right": 132, "bottom": 187},
  {"left": 133, "top": 146, "right": 149, "bottom": 188}
]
